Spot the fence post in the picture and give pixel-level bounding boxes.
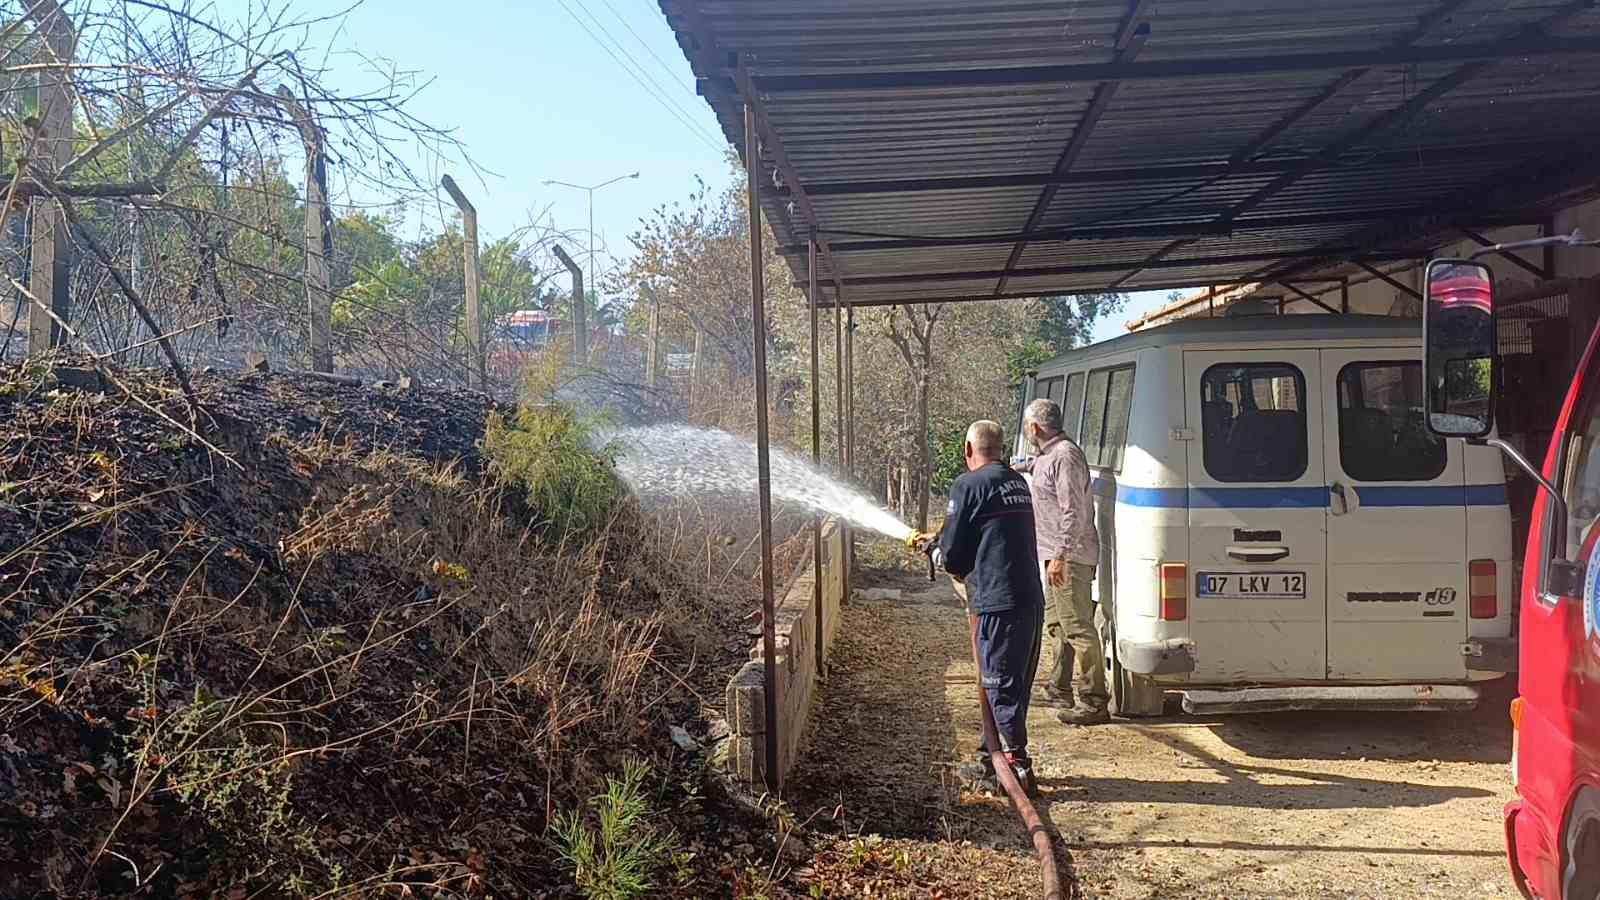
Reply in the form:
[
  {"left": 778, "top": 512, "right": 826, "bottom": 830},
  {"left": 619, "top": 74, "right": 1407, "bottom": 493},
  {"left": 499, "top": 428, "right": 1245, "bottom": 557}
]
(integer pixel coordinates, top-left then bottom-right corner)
[
  {"left": 277, "top": 86, "right": 333, "bottom": 373},
  {"left": 645, "top": 284, "right": 660, "bottom": 390},
  {"left": 441, "top": 175, "right": 484, "bottom": 390},
  {"left": 551, "top": 245, "right": 586, "bottom": 364},
  {"left": 25, "top": 1, "right": 74, "bottom": 356}
]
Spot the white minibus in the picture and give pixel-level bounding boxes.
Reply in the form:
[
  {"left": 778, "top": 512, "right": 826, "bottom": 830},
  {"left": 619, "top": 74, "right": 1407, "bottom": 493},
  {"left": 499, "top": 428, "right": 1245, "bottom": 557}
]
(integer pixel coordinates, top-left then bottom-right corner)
[{"left": 1014, "top": 315, "right": 1514, "bottom": 715}]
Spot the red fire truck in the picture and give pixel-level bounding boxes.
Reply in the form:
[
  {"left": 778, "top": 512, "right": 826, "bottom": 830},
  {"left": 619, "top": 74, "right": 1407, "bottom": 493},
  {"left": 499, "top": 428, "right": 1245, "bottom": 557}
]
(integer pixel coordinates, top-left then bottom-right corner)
[{"left": 1423, "top": 231, "right": 1600, "bottom": 899}]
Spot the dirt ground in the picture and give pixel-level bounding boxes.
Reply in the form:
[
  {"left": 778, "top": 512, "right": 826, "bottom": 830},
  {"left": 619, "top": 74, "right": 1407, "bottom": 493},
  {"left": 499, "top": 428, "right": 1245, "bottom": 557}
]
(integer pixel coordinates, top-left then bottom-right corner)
[{"left": 783, "top": 548, "right": 1518, "bottom": 900}]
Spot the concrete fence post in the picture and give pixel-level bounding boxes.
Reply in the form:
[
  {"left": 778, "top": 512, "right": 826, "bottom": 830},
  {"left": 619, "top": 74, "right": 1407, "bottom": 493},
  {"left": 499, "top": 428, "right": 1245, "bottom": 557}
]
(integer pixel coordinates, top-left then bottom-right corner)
[
  {"left": 440, "top": 175, "right": 484, "bottom": 390},
  {"left": 277, "top": 86, "right": 333, "bottom": 373},
  {"left": 25, "top": 1, "right": 74, "bottom": 356}
]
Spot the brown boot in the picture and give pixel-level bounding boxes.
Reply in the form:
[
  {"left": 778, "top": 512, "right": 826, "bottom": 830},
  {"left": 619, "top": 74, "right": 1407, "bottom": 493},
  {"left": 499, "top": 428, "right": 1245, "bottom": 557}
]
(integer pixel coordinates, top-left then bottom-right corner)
[
  {"left": 1057, "top": 703, "right": 1110, "bottom": 726},
  {"left": 1039, "top": 685, "right": 1073, "bottom": 708}
]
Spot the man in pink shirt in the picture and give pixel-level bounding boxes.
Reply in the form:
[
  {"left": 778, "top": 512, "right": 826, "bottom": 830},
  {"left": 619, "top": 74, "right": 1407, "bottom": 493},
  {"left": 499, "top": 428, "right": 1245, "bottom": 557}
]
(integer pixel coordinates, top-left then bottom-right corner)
[{"left": 1021, "top": 398, "right": 1108, "bottom": 725}]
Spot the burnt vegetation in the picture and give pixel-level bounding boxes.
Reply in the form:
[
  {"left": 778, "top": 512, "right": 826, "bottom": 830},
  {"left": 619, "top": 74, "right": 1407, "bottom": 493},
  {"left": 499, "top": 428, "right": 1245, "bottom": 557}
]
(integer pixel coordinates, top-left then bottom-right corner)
[{"left": 0, "top": 359, "right": 788, "bottom": 897}]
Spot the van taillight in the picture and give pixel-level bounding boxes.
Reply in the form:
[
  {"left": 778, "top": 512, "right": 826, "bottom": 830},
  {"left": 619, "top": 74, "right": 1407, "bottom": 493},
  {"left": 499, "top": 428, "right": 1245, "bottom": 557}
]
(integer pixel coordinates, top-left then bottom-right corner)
[
  {"left": 1470, "top": 559, "right": 1497, "bottom": 619},
  {"left": 1160, "top": 563, "right": 1187, "bottom": 621}
]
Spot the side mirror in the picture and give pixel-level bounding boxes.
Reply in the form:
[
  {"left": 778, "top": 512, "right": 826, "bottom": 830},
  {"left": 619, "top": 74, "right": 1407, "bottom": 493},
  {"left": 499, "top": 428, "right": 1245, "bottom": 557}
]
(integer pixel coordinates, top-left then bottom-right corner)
[{"left": 1423, "top": 259, "right": 1497, "bottom": 438}]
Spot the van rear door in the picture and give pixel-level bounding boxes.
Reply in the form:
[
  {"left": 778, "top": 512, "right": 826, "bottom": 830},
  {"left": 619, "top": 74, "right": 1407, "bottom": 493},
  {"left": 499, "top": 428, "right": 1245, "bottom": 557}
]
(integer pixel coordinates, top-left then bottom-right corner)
[
  {"left": 1320, "top": 351, "right": 1468, "bottom": 681},
  {"left": 1184, "top": 351, "right": 1327, "bottom": 681}
]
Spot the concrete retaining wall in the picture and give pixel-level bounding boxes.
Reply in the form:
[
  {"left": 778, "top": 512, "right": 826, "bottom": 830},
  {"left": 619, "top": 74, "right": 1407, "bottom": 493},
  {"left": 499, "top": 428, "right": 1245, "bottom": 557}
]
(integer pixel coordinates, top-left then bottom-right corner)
[{"left": 724, "top": 519, "right": 847, "bottom": 788}]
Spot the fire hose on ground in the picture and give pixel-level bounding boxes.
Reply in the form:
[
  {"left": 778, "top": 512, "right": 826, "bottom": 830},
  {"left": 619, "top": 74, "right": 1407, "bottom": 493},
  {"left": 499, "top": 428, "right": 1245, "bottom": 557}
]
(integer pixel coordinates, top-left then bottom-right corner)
[{"left": 907, "top": 532, "right": 1064, "bottom": 900}]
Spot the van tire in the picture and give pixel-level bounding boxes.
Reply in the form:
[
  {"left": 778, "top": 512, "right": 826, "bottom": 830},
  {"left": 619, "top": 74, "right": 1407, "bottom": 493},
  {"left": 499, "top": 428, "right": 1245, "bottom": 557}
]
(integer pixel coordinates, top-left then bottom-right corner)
[
  {"left": 1565, "top": 789, "right": 1600, "bottom": 900},
  {"left": 1100, "top": 607, "right": 1164, "bottom": 717}
]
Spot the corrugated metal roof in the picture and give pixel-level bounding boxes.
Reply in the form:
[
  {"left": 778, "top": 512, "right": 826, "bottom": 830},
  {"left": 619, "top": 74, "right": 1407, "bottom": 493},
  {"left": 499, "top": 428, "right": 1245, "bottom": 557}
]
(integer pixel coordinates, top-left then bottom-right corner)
[{"left": 662, "top": 0, "right": 1600, "bottom": 308}]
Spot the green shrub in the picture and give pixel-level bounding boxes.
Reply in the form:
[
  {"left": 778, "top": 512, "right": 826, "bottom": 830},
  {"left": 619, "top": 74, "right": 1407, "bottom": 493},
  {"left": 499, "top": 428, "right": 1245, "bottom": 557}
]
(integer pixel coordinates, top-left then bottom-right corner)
[
  {"left": 553, "top": 758, "right": 682, "bottom": 900},
  {"left": 483, "top": 403, "right": 621, "bottom": 539}
]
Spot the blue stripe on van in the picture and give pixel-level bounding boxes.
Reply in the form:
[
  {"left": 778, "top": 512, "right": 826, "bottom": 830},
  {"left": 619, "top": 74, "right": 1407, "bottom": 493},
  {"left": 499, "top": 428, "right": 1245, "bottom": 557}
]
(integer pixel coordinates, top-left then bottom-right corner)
[{"left": 1096, "top": 480, "right": 1508, "bottom": 509}]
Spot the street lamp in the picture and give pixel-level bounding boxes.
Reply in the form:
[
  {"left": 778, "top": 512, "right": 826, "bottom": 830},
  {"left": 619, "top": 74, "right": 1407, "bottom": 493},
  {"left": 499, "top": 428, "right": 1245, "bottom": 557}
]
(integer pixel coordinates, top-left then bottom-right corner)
[{"left": 542, "top": 171, "right": 640, "bottom": 322}]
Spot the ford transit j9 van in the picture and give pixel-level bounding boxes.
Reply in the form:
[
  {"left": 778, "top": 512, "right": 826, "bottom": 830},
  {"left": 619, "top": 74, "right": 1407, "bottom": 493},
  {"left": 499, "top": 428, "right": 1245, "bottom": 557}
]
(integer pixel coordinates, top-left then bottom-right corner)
[{"left": 1015, "top": 315, "right": 1514, "bottom": 716}]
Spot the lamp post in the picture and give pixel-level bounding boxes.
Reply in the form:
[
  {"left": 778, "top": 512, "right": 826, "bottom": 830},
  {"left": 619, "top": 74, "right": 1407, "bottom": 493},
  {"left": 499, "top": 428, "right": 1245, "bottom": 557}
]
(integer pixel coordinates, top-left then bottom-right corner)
[{"left": 542, "top": 171, "right": 640, "bottom": 338}]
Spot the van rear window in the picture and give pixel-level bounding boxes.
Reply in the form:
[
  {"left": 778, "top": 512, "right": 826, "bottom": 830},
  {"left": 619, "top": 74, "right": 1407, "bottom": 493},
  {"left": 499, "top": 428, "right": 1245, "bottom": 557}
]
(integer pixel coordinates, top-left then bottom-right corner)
[
  {"left": 1201, "top": 363, "right": 1308, "bottom": 482},
  {"left": 1337, "top": 362, "right": 1446, "bottom": 481}
]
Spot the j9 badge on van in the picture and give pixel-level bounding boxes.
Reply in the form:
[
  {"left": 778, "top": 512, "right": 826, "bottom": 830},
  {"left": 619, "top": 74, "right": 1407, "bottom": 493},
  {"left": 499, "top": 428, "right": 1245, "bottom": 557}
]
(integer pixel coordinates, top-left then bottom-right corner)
[{"left": 1196, "top": 571, "right": 1306, "bottom": 600}]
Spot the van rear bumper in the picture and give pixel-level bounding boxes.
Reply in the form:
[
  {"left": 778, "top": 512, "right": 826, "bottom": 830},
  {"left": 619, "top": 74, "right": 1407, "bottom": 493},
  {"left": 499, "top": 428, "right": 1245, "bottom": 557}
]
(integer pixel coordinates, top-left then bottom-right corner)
[
  {"left": 1179, "top": 684, "right": 1480, "bottom": 714},
  {"left": 1119, "top": 637, "right": 1196, "bottom": 675},
  {"left": 1462, "top": 637, "right": 1518, "bottom": 673}
]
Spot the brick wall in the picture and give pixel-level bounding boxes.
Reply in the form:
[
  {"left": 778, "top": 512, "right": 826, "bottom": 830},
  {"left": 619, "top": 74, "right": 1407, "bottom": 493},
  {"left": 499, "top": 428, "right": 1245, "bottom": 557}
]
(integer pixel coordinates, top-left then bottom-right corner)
[{"left": 724, "top": 519, "right": 847, "bottom": 788}]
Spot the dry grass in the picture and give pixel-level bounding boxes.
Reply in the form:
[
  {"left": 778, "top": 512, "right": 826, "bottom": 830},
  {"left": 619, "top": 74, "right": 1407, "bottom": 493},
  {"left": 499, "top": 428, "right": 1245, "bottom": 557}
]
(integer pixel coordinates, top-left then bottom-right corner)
[{"left": 0, "top": 360, "right": 762, "bottom": 898}]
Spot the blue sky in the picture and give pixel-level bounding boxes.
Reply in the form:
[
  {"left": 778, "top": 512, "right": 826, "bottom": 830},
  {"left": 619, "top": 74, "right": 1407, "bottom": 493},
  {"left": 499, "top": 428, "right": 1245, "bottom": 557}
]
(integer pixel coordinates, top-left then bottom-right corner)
[{"left": 254, "top": 0, "right": 1170, "bottom": 339}]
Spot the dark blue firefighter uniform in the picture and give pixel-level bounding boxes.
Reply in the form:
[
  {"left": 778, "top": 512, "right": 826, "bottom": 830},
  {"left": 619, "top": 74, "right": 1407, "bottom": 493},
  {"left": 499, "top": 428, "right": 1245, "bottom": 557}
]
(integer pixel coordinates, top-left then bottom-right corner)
[{"left": 937, "top": 461, "right": 1046, "bottom": 764}]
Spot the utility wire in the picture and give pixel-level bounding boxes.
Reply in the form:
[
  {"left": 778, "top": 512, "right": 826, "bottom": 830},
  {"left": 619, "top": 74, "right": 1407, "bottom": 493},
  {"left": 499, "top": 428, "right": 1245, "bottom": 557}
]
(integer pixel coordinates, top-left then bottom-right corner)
[
  {"left": 597, "top": 0, "right": 700, "bottom": 102},
  {"left": 554, "top": 0, "right": 726, "bottom": 153},
  {"left": 569, "top": 0, "right": 722, "bottom": 148}
]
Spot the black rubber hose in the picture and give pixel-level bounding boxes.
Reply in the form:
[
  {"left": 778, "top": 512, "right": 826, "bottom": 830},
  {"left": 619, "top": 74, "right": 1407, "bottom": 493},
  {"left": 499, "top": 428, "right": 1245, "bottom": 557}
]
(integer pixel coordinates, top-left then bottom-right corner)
[{"left": 967, "top": 614, "right": 1065, "bottom": 900}]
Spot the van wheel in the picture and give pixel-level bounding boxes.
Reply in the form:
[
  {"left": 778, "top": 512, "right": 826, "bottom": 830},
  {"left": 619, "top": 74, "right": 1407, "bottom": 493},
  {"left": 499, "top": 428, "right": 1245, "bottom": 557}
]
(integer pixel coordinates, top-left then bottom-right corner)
[
  {"left": 1100, "top": 608, "right": 1163, "bottom": 718},
  {"left": 1566, "top": 790, "right": 1600, "bottom": 900}
]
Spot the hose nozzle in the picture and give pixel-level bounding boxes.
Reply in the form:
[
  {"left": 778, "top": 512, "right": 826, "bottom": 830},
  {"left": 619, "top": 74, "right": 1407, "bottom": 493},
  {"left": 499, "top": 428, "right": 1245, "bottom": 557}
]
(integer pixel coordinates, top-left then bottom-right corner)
[{"left": 905, "top": 530, "right": 934, "bottom": 552}]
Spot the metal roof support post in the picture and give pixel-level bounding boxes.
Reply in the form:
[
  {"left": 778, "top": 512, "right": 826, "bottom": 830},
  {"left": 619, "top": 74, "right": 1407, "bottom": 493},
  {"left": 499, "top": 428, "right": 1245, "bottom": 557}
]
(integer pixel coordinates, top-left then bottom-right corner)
[
  {"left": 843, "top": 299, "right": 855, "bottom": 603},
  {"left": 808, "top": 233, "right": 825, "bottom": 677},
  {"left": 833, "top": 295, "right": 845, "bottom": 473},
  {"left": 1341, "top": 279, "right": 1351, "bottom": 314},
  {"left": 1208, "top": 286, "right": 1216, "bottom": 318},
  {"left": 746, "top": 103, "right": 781, "bottom": 794}
]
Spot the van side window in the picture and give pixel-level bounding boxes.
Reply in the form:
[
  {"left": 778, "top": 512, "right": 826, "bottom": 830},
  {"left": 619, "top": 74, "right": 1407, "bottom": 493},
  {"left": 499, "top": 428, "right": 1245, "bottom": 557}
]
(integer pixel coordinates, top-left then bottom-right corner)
[
  {"left": 1061, "top": 373, "right": 1085, "bottom": 440},
  {"left": 1081, "top": 364, "right": 1136, "bottom": 470},
  {"left": 1336, "top": 362, "right": 1446, "bottom": 481},
  {"left": 1201, "top": 363, "right": 1308, "bottom": 482},
  {"left": 1035, "top": 375, "right": 1062, "bottom": 407}
]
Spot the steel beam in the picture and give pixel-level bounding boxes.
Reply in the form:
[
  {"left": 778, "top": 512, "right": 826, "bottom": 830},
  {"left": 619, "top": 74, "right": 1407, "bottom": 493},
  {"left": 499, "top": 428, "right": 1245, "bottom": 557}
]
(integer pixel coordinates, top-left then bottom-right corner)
[
  {"left": 1280, "top": 282, "right": 1341, "bottom": 315},
  {"left": 733, "top": 64, "right": 846, "bottom": 295},
  {"left": 817, "top": 248, "right": 1427, "bottom": 288},
  {"left": 1221, "top": 2, "right": 1594, "bottom": 227},
  {"left": 771, "top": 141, "right": 1572, "bottom": 200},
  {"left": 1460, "top": 227, "right": 1550, "bottom": 280},
  {"left": 1109, "top": 239, "right": 1195, "bottom": 290},
  {"left": 776, "top": 221, "right": 1234, "bottom": 256},
  {"left": 817, "top": 280, "right": 1351, "bottom": 310},
  {"left": 995, "top": 3, "right": 1151, "bottom": 296},
  {"left": 1253, "top": 143, "right": 1600, "bottom": 287},
  {"left": 671, "top": 0, "right": 846, "bottom": 297},
  {"left": 1356, "top": 262, "right": 1423, "bottom": 301},
  {"left": 1067, "top": 1, "right": 1480, "bottom": 285},
  {"left": 705, "top": 34, "right": 1600, "bottom": 94},
  {"left": 1225, "top": 68, "right": 1489, "bottom": 224}
]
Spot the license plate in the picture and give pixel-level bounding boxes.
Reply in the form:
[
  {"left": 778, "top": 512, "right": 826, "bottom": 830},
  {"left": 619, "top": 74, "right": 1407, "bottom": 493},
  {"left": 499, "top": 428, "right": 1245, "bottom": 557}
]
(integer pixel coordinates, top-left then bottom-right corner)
[{"left": 1196, "top": 571, "right": 1306, "bottom": 599}]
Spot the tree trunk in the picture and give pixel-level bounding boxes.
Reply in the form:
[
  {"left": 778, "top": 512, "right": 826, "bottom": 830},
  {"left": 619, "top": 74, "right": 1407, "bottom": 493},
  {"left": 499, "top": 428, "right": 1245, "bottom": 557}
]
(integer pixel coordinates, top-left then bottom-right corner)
[{"left": 915, "top": 377, "right": 931, "bottom": 532}]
